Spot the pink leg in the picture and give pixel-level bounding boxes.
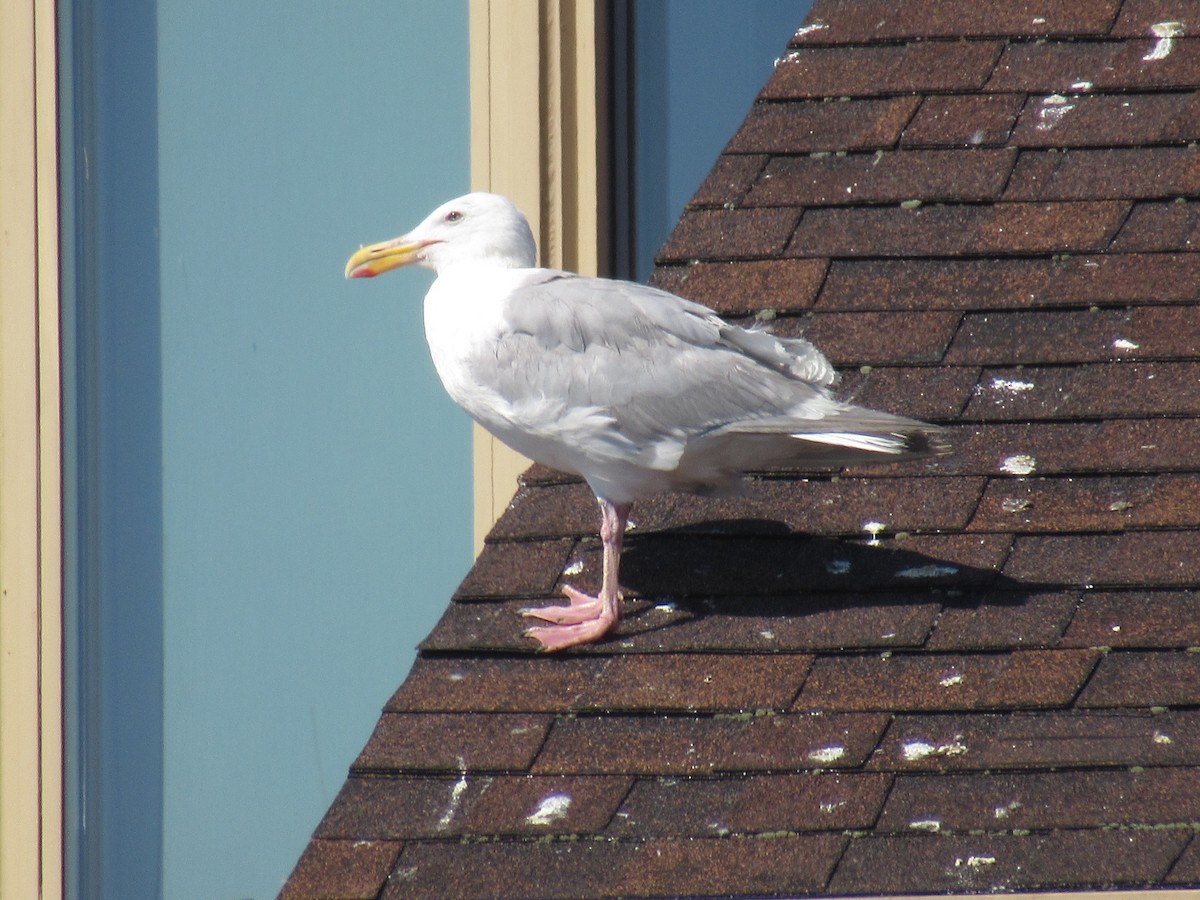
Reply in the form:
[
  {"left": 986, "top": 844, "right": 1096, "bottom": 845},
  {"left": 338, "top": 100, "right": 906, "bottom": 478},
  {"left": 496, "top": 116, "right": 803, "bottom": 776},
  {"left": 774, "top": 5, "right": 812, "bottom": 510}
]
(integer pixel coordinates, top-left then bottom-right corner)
[{"left": 521, "top": 499, "right": 630, "bottom": 651}]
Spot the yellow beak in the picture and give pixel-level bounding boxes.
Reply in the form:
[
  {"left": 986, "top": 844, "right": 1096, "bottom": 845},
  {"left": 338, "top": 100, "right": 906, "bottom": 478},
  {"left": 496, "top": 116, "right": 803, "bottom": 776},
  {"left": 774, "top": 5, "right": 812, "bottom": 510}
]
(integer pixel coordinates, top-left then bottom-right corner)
[{"left": 344, "top": 236, "right": 437, "bottom": 279}]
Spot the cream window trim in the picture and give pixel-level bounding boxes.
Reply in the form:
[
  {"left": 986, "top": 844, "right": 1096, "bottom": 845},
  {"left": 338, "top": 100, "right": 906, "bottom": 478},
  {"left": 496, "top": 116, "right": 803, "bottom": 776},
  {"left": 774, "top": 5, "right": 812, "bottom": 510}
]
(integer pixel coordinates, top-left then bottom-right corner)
[
  {"left": 0, "top": 1, "right": 64, "bottom": 898},
  {"left": 467, "top": 0, "right": 608, "bottom": 553}
]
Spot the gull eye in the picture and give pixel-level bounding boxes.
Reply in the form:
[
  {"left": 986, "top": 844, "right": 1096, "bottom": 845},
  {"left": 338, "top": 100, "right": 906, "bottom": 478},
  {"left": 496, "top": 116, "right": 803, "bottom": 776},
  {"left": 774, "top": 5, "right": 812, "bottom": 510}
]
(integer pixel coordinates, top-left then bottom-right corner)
[{"left": 444, "top": 210, "right": 463, "bottom": 223}]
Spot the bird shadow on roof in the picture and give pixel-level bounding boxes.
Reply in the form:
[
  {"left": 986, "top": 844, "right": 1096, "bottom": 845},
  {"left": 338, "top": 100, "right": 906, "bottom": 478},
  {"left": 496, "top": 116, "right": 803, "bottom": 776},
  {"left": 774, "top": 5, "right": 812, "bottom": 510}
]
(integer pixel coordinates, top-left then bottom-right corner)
[
  {"left": 557, "top": 519, "right": 1058, "bottom": 651},
  {"left": 616, "top": 519, "right": 1008, "bottom": 595},
  {"left": 431, "top": 515, "right": 1081, "bottom": 654}
]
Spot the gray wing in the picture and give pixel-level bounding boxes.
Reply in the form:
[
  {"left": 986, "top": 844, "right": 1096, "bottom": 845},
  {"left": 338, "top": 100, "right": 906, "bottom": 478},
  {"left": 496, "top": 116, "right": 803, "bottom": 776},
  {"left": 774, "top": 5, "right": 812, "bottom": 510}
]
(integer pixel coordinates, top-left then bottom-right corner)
[{"left": 472, "top": 271, "right": 840, "bottom": 452}]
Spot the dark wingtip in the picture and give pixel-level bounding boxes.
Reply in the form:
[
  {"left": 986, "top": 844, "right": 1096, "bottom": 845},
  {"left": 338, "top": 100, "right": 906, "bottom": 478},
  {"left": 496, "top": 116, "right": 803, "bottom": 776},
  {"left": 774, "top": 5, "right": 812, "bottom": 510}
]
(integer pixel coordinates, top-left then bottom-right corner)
[{"left": 902, "top": 427, "right": 954, "bottom": 459}]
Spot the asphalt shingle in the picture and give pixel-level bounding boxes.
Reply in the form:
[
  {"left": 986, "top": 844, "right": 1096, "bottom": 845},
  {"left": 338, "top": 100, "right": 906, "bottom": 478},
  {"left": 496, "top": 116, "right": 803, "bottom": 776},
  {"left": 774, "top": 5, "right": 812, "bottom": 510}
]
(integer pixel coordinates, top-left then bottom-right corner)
[{"left": 285, "top": 2, "right": 1200, "bottom": 895}]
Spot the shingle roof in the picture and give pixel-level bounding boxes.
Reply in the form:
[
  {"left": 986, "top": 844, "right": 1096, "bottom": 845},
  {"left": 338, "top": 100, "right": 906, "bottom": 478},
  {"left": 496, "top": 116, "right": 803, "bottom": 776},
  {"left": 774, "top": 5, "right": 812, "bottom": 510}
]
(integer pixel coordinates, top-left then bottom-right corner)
[{"left": 284, "top": 2, "right": 1200, "bottom": 896}]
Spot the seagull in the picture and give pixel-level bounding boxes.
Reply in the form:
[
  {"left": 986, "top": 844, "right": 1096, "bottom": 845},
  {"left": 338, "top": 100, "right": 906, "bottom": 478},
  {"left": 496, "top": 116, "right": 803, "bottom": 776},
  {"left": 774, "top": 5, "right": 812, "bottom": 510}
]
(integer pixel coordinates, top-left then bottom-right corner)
[{"left": 345, "top": 192, "right": 947, "bottom": 651}]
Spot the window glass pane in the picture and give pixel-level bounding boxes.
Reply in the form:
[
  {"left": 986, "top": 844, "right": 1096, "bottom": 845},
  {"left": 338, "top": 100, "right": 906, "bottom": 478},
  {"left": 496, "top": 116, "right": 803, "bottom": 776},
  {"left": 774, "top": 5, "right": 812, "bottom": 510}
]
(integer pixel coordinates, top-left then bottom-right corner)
[
  {"left": 62, "top": 3, "right": 471, "bottom": 898},
  {"left": 615, "top": 0, "right": 811, "bottom": 280}
]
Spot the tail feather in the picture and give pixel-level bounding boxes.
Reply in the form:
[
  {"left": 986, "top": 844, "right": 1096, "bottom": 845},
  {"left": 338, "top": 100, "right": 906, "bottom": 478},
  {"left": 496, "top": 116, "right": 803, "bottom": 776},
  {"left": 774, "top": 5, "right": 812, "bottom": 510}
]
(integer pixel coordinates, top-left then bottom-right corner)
[
  {"left": 793, "top": 425, "right": 950, "bottom": 460},
  {"left": 750, "top": 402, "right": 950, "bottom": 462},
  {"left": 672, "top": 406, "right": 950, "bottom": 493},
  {"left": 794, "top": 431, "right": 916, "bottom": 455}
]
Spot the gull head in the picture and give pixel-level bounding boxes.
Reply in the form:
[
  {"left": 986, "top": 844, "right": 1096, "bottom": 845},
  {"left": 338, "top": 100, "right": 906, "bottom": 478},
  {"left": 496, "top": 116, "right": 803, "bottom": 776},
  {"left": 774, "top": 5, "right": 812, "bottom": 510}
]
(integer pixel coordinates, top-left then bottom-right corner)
[{"left": 345, "top": 192, "right": 537, "bottom": 278}]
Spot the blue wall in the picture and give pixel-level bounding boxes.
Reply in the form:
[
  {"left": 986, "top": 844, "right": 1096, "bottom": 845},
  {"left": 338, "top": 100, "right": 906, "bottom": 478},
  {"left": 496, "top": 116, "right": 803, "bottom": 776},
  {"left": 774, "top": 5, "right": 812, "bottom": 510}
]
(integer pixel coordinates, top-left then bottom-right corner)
[{"left": 157, "top": 4, "right": 473, "bottom": 897}]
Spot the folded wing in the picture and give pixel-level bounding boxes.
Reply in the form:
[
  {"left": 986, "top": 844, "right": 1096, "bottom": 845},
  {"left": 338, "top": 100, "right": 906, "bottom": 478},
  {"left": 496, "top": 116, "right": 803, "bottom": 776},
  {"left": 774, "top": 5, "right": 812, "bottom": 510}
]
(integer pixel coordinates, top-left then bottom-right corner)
[{"left": 466, "top": 271, "right": 945, "bottom": 494}]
